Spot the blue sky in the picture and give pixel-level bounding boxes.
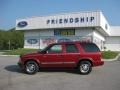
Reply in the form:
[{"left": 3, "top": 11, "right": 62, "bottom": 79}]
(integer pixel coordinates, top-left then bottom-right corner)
[{"left": 0, "top": 0, "right": 120, "bottom": 30}]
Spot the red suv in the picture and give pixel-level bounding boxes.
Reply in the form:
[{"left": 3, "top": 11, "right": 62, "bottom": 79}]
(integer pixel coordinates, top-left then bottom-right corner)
[{"left": 18, "top": 41, "right": 104, "bottom": 75}]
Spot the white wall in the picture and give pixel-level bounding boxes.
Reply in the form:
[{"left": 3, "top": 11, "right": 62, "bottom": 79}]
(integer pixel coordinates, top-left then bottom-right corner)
[
  {"left": 75, "top": 28, "right": 93, "bottom": 36},
  {"left": 100, "top": 12, "right": 110, "bottom": 35},
  {"left": 24, "top": 29, "right": 54, "bottom": 37},
  {"left": 93, "top": 31, "right": 105, "bottom": 41},
  {"left": 104, "top": 26, "right": 120, "bottom": 51},
  {"left": 110, "top": 26, "right": 120, "bottom": 36},
  {"left": 92, "top": 31, "right": 105, "bottom": 50},
  {"left": 105, "top": 36, "right": 120, "bottom": 51}
]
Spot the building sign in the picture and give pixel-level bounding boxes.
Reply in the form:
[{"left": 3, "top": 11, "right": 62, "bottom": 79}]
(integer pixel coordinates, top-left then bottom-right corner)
[
  {"left": 42, "top": 38, "right": 56, "bottom": 45},
  {"left": 47, "top": 17, "right": 94, "bottom": 25},
  {"left": 17, "top": 21, "right": 28, "bottom": 28},
  {"left": 16, "top": 11, "right": 105, "bottom": 30}
]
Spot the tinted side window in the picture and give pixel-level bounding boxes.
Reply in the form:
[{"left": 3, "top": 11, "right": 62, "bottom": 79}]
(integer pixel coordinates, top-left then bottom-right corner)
[
  {"left": 66, "top": 44, "right": 78, "bottom": 53},
  {"left": 47, "top": 44, "right": 62, "bottom": 53},
  {"left": 81, "top": 43, "right": 100, "bottom": 52}
]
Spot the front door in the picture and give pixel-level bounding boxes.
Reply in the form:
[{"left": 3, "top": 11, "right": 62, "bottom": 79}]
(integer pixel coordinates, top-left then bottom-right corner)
[{"left": 41, "top": 44, "right": 64, "bottom": 68}]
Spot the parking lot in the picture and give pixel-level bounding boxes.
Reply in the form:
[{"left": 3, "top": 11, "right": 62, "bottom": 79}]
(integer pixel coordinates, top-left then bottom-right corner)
[{"left": 0, "top": 56, "right": 120, "bottom": 90}]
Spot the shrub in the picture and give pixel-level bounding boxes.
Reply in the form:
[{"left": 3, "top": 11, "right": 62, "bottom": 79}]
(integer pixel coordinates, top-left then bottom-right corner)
[{"left": 102, "top": 51, "right": 119, "bottom": 59}]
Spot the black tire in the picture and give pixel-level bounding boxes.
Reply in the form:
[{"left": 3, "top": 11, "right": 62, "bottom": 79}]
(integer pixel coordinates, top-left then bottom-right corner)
[
  {"left": 77, "top": 61, "right": 92, "bottom": 75},
  {"left": 25, "top": 61, "right": 39, "bottom": 75}
]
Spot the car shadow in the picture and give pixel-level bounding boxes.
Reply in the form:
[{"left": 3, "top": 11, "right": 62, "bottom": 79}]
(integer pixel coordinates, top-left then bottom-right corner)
[
  {"left": 4, "top": 65, "right": 24, "bottom": 74},
  {"left": 40, "top": 69, "right": 79, "bottom": 74},
  {"left": 4, "top": 65, "right": 79, "bottom": 75}
]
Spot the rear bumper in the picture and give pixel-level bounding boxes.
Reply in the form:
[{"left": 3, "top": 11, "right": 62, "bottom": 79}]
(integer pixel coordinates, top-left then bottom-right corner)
[{"left": 93, "top": 61, "right": 104, "bottom": 67}]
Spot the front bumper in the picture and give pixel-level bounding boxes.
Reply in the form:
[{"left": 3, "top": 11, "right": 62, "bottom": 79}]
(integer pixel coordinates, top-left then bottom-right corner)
[{"left": 18, "top": 61, "right": 24, "bottom": 70}]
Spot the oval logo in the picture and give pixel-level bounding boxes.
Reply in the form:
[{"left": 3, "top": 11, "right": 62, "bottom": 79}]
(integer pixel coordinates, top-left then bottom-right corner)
[
  {"left": 27, "top": 39, "right": 38, "bottom": 44},
  {"left": 17, "top": 21, "right": 28, "bottom": 27}
]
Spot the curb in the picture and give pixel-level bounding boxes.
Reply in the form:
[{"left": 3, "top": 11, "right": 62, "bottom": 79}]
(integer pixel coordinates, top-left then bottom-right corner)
[
  {"left": 102, "top": 53, "right": 120, "bottom": 61},
  {"left": 0, "top": 55, "right": 20, "bottom": 57}
]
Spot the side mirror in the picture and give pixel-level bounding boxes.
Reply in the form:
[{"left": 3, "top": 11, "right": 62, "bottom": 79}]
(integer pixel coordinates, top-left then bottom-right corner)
[{"left": 40, "top": 50, "right": 47, "bottom": 54}]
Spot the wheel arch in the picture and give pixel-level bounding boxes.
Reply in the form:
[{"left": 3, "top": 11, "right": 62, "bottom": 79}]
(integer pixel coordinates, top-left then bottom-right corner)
[
  {"left": 77, "top": 58, "right": 93, "bottom": 67},
  {"left": 24, "top": 58, "right": 40, "bottom": 67}
]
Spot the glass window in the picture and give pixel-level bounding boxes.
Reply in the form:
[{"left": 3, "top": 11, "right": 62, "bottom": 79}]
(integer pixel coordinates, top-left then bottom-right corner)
[
  {"left": 54, "top": 29, "right": 75, "bottom": 36},
  {"left": 81, "top": 43, "right": 100, "bottom": 52},
  {"left": 47, "top": 44, "right": 62, "bottom": 53},
  {"left": 66, "top": 44, "right": 78, "bottom": 53}
]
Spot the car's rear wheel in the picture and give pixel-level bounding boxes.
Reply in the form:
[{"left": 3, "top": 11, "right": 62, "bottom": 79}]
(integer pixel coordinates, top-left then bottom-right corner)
[
  {"left": 78, "top": 61, "right": 92, "bottom": 75},
  {"left": 25, "top": 61, "right": 39, "bottom": 75}
]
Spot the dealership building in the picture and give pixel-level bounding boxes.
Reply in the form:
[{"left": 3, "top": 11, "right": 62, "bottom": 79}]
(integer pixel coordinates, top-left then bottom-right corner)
[{"left": 16, "top": 11, "right": 120, "bottom": 51}]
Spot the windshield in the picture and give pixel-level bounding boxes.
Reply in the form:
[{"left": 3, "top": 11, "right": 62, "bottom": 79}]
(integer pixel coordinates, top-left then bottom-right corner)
[{"left": 39, "top": 44, "right": 52, "bottom": 53}]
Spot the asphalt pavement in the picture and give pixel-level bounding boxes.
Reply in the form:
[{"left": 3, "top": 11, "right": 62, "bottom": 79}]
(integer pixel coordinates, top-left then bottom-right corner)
[{"left": 0, "top": 56, "right": 120, "bottom": 90}]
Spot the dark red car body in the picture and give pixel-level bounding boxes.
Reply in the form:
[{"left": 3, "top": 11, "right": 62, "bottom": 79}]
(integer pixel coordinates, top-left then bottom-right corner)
[{"left": 18, "top": 41, "right": 104, "bottom": 74}]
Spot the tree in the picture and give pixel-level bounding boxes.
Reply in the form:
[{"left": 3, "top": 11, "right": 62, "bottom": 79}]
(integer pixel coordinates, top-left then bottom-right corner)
[{"left": 0, "top": 28, "right": 24, "bottom": 50}]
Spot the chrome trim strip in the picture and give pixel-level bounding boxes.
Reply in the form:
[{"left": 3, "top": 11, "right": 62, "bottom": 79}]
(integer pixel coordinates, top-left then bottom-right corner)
[
  {"left": 63, "top": 62, "right": 76, "bottom": 64},
  {"left": 41, "top": 62, "right": 63, "bottom": 64},
  {"left": 41, "top": 62, "right": 76, "bottom": 64}
]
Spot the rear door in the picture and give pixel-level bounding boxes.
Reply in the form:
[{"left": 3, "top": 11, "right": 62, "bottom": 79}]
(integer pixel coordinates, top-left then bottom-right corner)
[{"left": 63, "top": 44, "right": 80, "bottom": 67}]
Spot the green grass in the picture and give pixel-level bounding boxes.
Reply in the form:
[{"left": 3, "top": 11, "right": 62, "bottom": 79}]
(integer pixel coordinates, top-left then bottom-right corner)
[
  {"left": 102, "top": 51, "right": 119, "bottom": 59},
  {"left": 3, "top": 48, "right": 39, "bottom": 55}
]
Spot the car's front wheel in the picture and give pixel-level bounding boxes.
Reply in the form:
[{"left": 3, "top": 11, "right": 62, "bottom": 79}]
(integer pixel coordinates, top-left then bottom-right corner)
[
  {"left": 78, "top": 61, "right": 92, "bottom": 75},
  {"left": 25, "top": 61, "right": 39, "bottom": 75}
]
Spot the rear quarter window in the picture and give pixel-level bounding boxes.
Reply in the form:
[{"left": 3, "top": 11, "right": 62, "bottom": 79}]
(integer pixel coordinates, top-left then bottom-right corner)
[{"left": 81, "top": 43, "right": 100, "bottom": 52}]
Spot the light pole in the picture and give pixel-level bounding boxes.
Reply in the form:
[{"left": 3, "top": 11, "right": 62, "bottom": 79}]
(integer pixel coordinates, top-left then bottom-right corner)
[{"left": 8, "top": 40, "right": 11, "bottom": 50}]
